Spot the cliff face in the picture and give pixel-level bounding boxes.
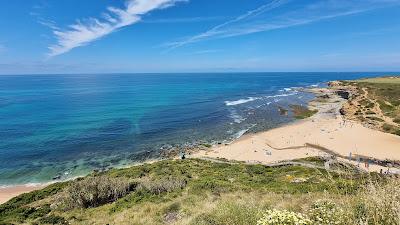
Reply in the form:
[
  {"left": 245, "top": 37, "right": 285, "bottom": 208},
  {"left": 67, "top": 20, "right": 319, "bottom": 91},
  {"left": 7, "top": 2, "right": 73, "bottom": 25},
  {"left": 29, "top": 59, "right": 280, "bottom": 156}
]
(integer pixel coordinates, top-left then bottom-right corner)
[{"left": 332, "top": 78, "right": 400, "bottom": 135}]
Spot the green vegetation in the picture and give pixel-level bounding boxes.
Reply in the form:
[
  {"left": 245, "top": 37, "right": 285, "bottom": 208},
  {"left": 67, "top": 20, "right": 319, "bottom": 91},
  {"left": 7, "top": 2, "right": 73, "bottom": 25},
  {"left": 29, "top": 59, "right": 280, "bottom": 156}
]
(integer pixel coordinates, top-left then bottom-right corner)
[
  {"left": 289, "top": 105, "right": 318, "bottom": 119},
  {"left": 0, "top": 182, "right": 67, "bottom": 223},
  {"left": 355, "top": 78, "right": 400, "bottom": 118},
  {"left": 58, "top": 176, "right": 133, "bottom": 209},
  {"left": 1, "top": 158, "right": 397, "bottom": 225},
  {"left": 200, "top": 143, "right": 212, "bottom": 148},
  {"left": 357, "top": 77, "right": 400, "bottom": 84},
  {"left": 343, "top": 76, "right": 400, "bottom": 135}
]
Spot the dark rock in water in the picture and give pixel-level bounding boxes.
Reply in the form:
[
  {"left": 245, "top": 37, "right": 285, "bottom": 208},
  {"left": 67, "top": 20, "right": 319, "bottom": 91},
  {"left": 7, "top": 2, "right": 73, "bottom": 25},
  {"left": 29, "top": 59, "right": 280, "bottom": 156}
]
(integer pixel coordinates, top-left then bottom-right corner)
[
  {"left": 320, "top": 94, "right": 330, "bottom": 99},
  {"left": 52, "top": 175, "right": 61, "bottom": 180},
  {"left": 340, "top": 108, "right": 346, "bottom": 116},
  {"left": 278, "top": 107, "right": 289, "bottom": 116},
  {"left": 336, "top": 90, "right": 350, "bottom": 100}
]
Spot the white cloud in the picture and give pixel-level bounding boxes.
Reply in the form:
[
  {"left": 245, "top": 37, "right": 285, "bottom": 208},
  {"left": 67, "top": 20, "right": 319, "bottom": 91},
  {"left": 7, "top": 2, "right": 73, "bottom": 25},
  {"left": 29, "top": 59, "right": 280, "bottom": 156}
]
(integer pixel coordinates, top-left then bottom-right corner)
[
  {"left": 165, "top": 0, "right": 400, "bottom": 51},
  {"left": 48, "top": 0, "right": 186, "bottom": 57}
]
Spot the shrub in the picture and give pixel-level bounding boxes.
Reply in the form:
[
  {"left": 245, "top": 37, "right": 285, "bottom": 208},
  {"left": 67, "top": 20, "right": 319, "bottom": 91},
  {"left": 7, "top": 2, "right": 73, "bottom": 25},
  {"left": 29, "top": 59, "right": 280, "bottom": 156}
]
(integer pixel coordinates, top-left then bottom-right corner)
[
  {"left": 193, "top": 201, "right": 263, "bottom": 225},
  {"left": 358, "top": 179, "right": 400, "bottom": 225},
  {"left": 136, "top": 177, "right": 187, "bottom": 195},
  {"left": 308, "top": 200, "right": 347, "bottom": 224},
  {"left": 38, "top": 215, "right": 67, "bottom": 225},
  {"left": 59, "top": 176, "right": 133, "bottom": 209},
  {"left": 257, "top": 209, "right": 311, "bottom": 225}
]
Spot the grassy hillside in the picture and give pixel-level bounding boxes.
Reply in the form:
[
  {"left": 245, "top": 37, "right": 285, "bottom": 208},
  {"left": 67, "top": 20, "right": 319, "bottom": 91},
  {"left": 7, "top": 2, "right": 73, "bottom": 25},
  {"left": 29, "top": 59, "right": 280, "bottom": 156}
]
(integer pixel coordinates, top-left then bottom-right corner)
[
  {"left": 341, "top": 76, "right": 400, "bottom": 135},
  {"left": 1, "top": 158, "right": 398, "bottom": 225}
]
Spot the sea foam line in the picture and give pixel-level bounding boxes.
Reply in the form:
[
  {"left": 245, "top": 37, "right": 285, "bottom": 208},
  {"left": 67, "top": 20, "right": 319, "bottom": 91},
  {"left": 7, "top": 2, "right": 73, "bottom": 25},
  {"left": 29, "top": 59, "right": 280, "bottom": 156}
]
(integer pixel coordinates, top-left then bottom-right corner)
[
  {"left": 229, "top": 109, "right": 246, "bottom": 123},
  {"left": 225, "top": 90, "right": 299, "bottom": 107},
  {"left": 225, "top": 97, "right": 260, "bottom": 106}
]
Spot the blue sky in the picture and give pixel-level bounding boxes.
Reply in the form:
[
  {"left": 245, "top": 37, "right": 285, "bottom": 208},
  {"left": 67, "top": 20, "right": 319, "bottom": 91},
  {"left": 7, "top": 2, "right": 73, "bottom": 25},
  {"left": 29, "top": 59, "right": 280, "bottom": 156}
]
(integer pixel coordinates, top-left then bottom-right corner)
[{"left": 0, "top": 0, "right": 400, "bottom": 74}]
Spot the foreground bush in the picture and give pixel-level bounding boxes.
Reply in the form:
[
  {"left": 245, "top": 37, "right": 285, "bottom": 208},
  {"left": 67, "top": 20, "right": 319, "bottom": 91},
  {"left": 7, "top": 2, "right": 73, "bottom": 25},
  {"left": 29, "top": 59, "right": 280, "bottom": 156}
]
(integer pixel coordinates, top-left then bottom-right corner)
[
  {"left": 257, "top": 209, "right": 311, "bottom": 225},
  {"left": 193, "top": 200, "right": 264, "bottom": 225},
  {"left": 136, "top": 177, "right": 187, "bottom": 195},
  {"left": 308, "top": 200, "right": 346, "bottom": 224},
  {"left": 356, "top": 179, "right": 400, "bottom": 225},
  {"left": 59, "top": 176, "right": 133, "bottom": 209}
]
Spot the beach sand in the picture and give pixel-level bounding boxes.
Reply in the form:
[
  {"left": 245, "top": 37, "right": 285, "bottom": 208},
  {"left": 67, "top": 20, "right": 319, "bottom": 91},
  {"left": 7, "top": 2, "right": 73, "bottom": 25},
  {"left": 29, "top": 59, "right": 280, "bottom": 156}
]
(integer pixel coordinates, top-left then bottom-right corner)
[
  {"left": 0, "top": 184, "right": 47, "bottom": 204},
  {"left": 193, "top": 87, "right": 400, "bottom": 172}
]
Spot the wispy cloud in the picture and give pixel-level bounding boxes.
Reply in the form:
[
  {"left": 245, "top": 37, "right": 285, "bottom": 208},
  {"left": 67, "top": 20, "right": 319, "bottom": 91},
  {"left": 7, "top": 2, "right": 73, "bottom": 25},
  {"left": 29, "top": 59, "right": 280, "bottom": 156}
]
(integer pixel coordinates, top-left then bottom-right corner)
[
  {"left": 164, "top": 0, "right": 289, "bottom": 51},
  {"left": 143, "top": 16, "right": 225, "bottom": 24},
  {"left": 189, "top": 49, "right": 222, "bottom": 55},
  {"left": 38, "top": 18, "right": 60, "bottom": 30},
  {"left": 48, "top": 0, "right": 187, "bottom": 57},
  {"left": 165, "top": 0, "right": 400, "bottom": 51}
]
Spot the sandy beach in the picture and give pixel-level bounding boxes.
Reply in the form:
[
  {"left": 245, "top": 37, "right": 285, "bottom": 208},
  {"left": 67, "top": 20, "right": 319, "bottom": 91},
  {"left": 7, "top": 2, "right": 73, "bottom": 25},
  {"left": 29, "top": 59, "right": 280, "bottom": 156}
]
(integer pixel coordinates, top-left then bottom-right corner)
[
  {"left": 193, "top": 86, "right": 400, "bottom": 172},
  {"left": 0, "top": 184, "right": 47, "bottom": 204}
]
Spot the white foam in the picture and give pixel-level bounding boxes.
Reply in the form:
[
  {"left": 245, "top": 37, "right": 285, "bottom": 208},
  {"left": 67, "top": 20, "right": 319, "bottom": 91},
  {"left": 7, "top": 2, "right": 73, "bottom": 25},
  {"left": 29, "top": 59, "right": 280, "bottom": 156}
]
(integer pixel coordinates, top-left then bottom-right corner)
[
  {"left": 0, "top": 182, "right": 51, "bottom": 189},
  {"left": 255, "top": 102, "right": 272, "bottom": 108},
  {"left": 264, "top": 92, "right": 297, "bottom": 99},
  {"left": 231, "top": 124, "right": 256, "bottom": 140},
  {"left": 225, "top": 97, "right": 259, "bottom": 106},
  {"left": 233, "top": 129, "right": 249, "bottom": 139},
  {"left": 225, "top": 90, "right": 300, "bottom": 107},
  {"left": 229, "top": 109, "right": 246, "bottom": 123}
]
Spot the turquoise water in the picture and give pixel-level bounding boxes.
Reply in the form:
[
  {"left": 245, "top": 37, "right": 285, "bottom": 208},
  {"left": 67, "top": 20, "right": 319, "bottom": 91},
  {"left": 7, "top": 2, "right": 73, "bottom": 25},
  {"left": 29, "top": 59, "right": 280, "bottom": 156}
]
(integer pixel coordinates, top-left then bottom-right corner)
[{"left": 0, "top": 72, "right": 393, "bottom": 185}]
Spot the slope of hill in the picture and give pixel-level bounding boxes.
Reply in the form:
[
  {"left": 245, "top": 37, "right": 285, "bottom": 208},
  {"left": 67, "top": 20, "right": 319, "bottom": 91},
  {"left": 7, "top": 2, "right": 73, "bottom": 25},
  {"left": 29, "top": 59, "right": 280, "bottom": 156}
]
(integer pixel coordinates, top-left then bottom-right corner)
[{"left": 1, "top": 158, "right": 399, "bottom": 225}]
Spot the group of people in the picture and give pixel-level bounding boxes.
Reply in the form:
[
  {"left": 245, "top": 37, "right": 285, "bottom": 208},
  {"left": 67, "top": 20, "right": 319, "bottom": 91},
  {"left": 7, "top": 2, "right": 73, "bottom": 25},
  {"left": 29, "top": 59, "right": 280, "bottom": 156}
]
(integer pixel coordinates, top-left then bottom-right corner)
[{"left": 350, "top": 152, "right": 393, "bottom": 174}]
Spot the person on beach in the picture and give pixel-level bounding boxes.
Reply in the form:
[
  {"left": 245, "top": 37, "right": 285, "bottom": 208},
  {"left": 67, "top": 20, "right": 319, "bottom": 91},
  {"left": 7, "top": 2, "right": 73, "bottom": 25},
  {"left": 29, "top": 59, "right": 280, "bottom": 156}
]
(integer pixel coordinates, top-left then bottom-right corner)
[{"left": 180, "top": 152, "right": 186, "bottom": 160}]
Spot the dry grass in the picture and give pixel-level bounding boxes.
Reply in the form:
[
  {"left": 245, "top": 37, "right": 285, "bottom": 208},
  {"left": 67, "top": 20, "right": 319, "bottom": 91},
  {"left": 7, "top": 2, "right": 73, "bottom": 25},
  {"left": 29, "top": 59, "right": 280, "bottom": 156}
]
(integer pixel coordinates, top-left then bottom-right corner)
[
  {"left": 137, "top": 177, "right": 187, "bottom": 195},
  {"left": 356, "top": 179, "right": 400, "bottom": 224},
  {"left": 57, "top": 176, "right": 133, "bottom": 209},
  {"left": 2, "top": 159, "right": 399, "bottom": 224}
]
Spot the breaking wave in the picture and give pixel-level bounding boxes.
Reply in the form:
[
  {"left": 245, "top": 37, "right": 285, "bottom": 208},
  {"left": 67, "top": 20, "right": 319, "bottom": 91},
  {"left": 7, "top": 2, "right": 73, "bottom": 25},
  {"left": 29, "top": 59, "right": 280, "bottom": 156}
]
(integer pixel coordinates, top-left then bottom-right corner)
[{"left": 225, "top": 97, "right": 260, "bottom": 106}]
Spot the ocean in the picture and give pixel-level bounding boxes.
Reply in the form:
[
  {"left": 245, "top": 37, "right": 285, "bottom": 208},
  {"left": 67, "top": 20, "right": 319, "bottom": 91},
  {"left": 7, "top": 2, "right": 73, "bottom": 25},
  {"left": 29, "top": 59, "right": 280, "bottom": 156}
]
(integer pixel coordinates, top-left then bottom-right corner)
[{"left": 0, "top": 72, "right": 392, "bottom": 185}]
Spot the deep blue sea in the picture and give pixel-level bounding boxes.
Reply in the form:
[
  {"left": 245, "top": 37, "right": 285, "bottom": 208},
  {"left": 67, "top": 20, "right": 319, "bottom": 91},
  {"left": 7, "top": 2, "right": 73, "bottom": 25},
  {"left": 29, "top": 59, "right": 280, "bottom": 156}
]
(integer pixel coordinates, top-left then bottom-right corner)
[{"left": 0, "top": 72, "right": 394, "bottom": 185}]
